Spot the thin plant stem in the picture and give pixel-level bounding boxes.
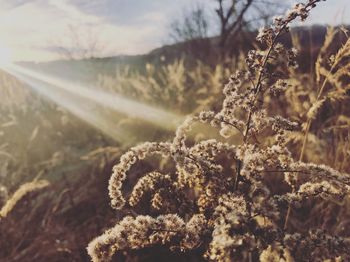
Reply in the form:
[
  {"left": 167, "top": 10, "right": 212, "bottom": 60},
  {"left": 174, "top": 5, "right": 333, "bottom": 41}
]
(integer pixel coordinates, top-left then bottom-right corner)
[{"left": 285, "top": 37, "right": 336, "bottom": 230}]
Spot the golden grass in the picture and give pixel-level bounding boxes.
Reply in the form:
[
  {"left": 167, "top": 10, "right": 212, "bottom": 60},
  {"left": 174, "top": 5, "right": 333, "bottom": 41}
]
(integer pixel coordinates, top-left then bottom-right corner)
[{"left": 0, "top": 179, "right": 49, "bottom": 218}]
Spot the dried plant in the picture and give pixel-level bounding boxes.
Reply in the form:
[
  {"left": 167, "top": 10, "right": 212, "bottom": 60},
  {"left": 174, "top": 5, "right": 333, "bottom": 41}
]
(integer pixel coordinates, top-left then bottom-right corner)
[
  {"left": 0, "top": 179, "right": 49, "bottom": 218},
  {"left": 88, "top": 1, "right": 350, "bottom": 261},
  {"left": 97, "top": 60, "right": 230, "bottom": 114},
  {"left": 0, "top": 184, "right": 8, "bottom": 207},
  {"left": 0, "top": 72, "right": 32, "bottom": 112},
  {"left": 282, "top": 26, "right": 350, "bottom": 170},
  {"left": 299, "top": 27, "right": 350, "bottom": 162}
]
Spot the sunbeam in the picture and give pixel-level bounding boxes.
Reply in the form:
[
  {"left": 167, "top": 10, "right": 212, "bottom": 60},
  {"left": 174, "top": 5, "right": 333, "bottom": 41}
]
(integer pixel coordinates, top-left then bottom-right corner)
[
  {"left": 0, "top": 62, "right": 184, "bottom": 143},
  {"left": 1, "top": 63, "right": 182, "bottom": 130},
  {"left": 2, "top": 66, "right": 128, "bottom": 142}
]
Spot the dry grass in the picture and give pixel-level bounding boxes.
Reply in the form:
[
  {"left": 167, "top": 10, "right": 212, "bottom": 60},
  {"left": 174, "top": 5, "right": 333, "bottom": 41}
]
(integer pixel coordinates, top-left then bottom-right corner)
[
  {"left": 0, "top": 179, "right": 49, "bottom": 218},
  {"left": 87, "top": 2, "right": 350, "bottom": 261},
  {"left": 0, "top": 3, "right": 349, "bottom": 261}
]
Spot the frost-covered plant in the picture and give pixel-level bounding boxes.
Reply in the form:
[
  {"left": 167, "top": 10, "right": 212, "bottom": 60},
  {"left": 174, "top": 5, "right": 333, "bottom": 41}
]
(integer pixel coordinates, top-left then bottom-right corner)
[{"left": 88, "top": 1, "right": 350, "bottom": 261}]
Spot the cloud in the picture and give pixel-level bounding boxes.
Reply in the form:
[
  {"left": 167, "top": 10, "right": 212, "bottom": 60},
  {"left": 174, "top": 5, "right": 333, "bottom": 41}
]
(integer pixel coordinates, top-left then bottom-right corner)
[
  {"left": 0, "top": 0, "right": 177, "bottom": 61},
  {"left": 48, "top": 0, "right": 101, "bottom": 24},
  {"left": 65, "top": 0, "right": 165, "bottom": 25},
  {"left": 0, "top": 0, "right": 348, "bottom": 62},
  {"left": 0, "top": 0, "right": 32, "bottom": 10}
]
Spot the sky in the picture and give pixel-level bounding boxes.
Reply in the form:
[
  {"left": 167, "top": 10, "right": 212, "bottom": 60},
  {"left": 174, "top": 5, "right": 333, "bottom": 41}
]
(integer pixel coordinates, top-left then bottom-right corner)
[{"left": 0, "top": 0, "right": 348, "bottom": 62}]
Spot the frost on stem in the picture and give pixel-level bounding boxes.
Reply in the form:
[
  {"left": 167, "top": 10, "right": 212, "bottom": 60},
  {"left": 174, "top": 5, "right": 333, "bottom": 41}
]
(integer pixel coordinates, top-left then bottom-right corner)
[{"left": 88, "top": 1, "right": 350, "bottom": 261}]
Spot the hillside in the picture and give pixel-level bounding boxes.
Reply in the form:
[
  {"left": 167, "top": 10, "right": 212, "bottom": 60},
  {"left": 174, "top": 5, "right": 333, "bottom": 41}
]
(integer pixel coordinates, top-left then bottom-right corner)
[{"left": 15, "top": 25, "right": 343, "bottom": 83}]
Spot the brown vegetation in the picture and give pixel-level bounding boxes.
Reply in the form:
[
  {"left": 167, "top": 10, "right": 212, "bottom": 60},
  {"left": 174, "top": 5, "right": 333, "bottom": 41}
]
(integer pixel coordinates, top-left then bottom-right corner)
[{"left": 1, "top": 0, "right": 350, "bottom": 261}]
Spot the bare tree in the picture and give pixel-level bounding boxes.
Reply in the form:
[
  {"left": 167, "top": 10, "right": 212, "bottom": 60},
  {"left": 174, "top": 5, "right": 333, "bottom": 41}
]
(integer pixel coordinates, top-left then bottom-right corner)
[
  {"left": 169, "top": 4, "right": 212, "bottom": 63},
  {"left": 168, "top": 0, "right": 290, "bottom": 64},
  {"left": 46, "top": 24, "right": 109, "bottom": 82},
  {"left": 54, "top": 24, "right": 106, "bottom": 61},
  {"left": 170, "top": 4, "right": 209, "bottom": 43},
  {"left": 215, "top": 0, "right": 254, "bottom": 58},
  {"left": 214, "top": 0, "right": 290, "bottom": 59},
  {"left": 169, "top": 0, "right": 269, "bottom": 62}
]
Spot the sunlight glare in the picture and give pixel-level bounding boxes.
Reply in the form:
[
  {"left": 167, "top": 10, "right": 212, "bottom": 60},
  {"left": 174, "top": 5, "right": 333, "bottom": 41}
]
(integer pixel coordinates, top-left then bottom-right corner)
[
  {"left": 1, "top": 64, "right": 129, "bottom": 142},
  {"left": 0, "top": 62, "right": 183, "bottom": 142},
  {"left": 3, "top": 63, "right": 183, "bottom": 130}
]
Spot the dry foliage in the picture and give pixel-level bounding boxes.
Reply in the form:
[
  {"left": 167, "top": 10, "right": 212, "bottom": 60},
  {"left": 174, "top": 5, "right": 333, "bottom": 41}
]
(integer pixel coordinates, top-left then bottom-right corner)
[
  {"left": 0, "top": 1, "right": 349, "bottom": 261},
  {"left": 88, "top": 1, "right": 350, "bottom": 261},
  {"left": 0, "top": 179, "right": 49, "bottom": 218},
  {"left": 96, "top": 60, "right": 230, "bottom": 114}
]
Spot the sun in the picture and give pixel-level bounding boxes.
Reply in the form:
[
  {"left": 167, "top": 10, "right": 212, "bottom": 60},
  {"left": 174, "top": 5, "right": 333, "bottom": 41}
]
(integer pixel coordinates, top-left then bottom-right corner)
[{"left": 0, "top": 44, "right": 13, "bottom": 66}]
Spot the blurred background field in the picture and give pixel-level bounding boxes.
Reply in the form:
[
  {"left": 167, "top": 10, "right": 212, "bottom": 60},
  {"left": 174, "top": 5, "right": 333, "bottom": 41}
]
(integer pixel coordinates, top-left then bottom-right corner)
[{"left": 0, "top": 0, "right": 349, "bottom": 261}]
